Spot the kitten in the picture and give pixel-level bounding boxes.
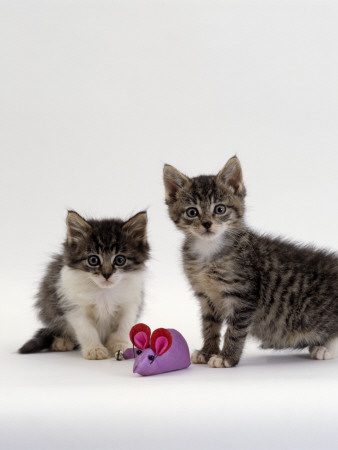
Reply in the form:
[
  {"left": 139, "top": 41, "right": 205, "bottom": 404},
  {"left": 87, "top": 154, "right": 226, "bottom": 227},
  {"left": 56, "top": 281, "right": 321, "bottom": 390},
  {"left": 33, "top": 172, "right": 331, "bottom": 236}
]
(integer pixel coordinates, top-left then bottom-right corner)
[
  {"left": 163, "top": 157, "right": 338, "bottom": 368},
  {"left": 19, "top": 210, "right": 149, "bottom": 360}
]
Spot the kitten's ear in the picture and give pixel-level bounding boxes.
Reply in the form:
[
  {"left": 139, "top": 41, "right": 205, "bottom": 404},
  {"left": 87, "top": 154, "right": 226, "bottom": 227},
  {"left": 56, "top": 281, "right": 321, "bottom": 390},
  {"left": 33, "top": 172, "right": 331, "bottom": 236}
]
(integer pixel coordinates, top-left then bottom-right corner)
[
  {"left": 163, "top": 164, "right": 189, "bottom": 202},
  {"left": 66, "top": 211, "right": 92, "bottom": 244},
  {"left": 217, "top": 156, "right": 246, "bottom": 197},
  {"left": 122, "top": 211, "right": 147, "bottom": 243}
]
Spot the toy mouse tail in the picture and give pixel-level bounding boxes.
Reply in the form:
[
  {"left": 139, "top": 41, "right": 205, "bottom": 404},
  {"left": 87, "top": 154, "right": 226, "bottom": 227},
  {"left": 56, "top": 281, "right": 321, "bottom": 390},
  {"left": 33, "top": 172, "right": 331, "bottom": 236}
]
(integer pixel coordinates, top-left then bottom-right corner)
[{"left": 18, "top": 328, "right": 55, "bottom": 354}]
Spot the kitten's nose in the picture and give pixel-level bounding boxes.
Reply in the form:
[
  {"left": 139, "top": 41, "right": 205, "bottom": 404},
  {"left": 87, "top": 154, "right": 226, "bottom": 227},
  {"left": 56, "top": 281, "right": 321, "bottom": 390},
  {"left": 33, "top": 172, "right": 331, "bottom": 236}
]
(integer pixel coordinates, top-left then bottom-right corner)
[
  {"left": 103, "top": 272, "right": 112, "bottom": 280},
  {"left": 202, "top": 221, "right": 212, "bottom": 230}
]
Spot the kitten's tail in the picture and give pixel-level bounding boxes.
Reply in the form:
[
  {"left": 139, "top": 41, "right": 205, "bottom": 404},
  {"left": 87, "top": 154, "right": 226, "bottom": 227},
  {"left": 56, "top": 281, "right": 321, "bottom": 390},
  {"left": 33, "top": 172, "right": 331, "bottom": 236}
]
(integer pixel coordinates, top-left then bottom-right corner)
[{"left": 18, "top": 328, "right": 54, "bottom": 354}]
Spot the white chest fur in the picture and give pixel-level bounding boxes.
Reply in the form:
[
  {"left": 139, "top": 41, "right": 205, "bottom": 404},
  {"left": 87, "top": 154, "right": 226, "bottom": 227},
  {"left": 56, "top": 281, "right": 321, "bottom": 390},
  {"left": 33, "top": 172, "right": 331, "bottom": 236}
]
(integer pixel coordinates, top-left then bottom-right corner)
[
  {"left": 59, "top": 265, "right": 142, "bottom": 303},
  {"left": 190, "top": 233, "right": 225, "bottom": 261},
  {"left": 57, "top": 266, "right": 144, "bottom": 342},
  {"left": 184, "top": 237, "right": 238, "bottom": 319}
]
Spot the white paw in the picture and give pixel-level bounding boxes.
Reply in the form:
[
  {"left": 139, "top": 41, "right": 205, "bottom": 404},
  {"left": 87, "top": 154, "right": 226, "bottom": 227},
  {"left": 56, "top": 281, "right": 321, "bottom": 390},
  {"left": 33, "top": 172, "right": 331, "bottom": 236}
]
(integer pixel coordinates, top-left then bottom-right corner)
[
  {"left": 310, "top": 346, "right": 333, "bottom": 360},
  {"left": 208, "top": 355, "right": 232, "bottom": 368},
  {"left": 83, "top": 346, "right": 109, "bottom": 360},
  {"left": 52, "top": 337, "right": 75, "bottom": 352},
  {"left": 191, "top": 350, "right": 207, "bottom": 364}
]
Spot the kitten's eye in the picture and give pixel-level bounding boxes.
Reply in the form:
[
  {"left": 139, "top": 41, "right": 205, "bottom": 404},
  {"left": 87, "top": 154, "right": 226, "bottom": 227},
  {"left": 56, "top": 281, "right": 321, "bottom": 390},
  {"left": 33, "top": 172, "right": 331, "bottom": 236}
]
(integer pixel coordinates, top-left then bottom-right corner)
[
  {"left": 136, "top": 350, "right": 142, "bottom": 355},
  {"left": 114, "top": 255, "right": 126, "bottom": 266},
  {"left": 88, "top": 255, "right": 100, "bottom": 267},
  {"left": 186, "top": 207, "right": 199, "bottom": 218},
  {"left": 214, "top": 204, "right": 226, "bottom": 215}
]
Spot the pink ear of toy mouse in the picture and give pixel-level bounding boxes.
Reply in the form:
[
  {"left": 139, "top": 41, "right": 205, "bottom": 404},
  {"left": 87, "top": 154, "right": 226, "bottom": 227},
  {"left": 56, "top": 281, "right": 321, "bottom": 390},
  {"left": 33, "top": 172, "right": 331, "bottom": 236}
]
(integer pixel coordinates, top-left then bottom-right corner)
[
  {"left": 150, "top": 328, "right": 173, "bottom": 355},
  {"left": 123, "top": 323, "right": 151, "bottom": 359},
  {"left": 130, "top": 323, "right": 151, "bottom": 350}
]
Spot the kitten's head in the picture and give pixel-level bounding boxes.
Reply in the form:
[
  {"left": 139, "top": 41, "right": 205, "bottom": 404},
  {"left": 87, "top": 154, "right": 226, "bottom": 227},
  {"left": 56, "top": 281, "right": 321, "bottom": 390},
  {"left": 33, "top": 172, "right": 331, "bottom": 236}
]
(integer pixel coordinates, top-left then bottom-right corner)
[
  {"left": 64, "top": 211, "right": 149, "bottom": 289},
  {"left": 163, "top": 156, "right": 246, "bottom": 240}
]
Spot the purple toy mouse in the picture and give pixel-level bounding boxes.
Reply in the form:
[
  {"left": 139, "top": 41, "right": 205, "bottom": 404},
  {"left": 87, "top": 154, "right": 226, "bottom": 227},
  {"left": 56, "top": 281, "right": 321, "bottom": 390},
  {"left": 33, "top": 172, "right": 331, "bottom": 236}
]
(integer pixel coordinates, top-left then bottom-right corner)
[{"left": 124, "top": 323, "right": 191, "bottom": 376}]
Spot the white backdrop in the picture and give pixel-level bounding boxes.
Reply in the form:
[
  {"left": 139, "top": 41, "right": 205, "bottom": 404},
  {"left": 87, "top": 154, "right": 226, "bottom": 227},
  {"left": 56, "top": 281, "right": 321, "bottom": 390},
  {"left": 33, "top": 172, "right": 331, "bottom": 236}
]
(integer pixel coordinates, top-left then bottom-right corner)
[{"left": 1, "top": 1, "right": 338, "bottom": 449}]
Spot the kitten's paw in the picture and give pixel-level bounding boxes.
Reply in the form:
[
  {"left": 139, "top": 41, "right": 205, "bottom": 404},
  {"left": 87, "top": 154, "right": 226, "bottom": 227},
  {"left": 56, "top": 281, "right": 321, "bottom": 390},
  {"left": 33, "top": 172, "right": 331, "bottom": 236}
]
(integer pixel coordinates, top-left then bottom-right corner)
[
  {"left": 208, "top": 355, "right": 232, "bottom": 368},
  {"left": 83, "top": 346, "right": 109, "bottom": 360},
  {"left": 52, "top": 337, "right": 75, "bottom": 352},
  {"left": 191, "top": 350, "right": 208, "bottom": 364},
  {"left": 310, "top": 346, "right": 333, "bottom": 360}
]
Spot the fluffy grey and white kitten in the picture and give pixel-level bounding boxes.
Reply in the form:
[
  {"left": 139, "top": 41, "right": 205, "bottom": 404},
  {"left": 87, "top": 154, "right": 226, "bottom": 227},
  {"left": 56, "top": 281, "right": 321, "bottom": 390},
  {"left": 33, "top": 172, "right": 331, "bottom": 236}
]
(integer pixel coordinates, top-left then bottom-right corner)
[
  {"left": 19, "top": 210, "right": 149, "bottom": 360},
  {"left": 163, "top": 157, "right": 338, "bottom": 368}
]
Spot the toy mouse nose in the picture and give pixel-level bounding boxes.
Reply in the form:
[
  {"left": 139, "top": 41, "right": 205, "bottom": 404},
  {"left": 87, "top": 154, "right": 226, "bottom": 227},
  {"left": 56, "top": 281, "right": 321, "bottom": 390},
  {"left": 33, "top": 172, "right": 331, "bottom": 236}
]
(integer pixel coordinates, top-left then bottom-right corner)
[{"left": 202, "top": 221, "right": 212, "bottom": 230}]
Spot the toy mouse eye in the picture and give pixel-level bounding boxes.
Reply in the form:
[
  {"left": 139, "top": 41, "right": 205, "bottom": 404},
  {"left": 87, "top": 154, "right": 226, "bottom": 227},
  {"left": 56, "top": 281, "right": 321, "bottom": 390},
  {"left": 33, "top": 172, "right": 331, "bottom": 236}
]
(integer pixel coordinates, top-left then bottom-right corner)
[
  {"left": 88, "top": 255, "right": 100, "bottom": 267},
  {"left": 148, "top": 355, "right": 155, "bottom": 361},
  {"left": 186, "top": 207, "right": 199, "bottom": 218},
  {"left": 136, "top": 350, "right": 142, "bottom": 355}
]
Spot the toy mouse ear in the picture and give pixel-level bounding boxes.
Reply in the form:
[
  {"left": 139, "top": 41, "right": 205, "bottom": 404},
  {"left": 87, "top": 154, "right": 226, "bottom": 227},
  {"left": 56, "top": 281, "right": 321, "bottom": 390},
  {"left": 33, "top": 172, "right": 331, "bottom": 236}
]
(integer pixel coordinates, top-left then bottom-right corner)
[
  {"left": 151, "top": 328, "right": 173, "bottom": 356},
  {"left": 129, "top": 323, "right": 151, "bottom": 350}
]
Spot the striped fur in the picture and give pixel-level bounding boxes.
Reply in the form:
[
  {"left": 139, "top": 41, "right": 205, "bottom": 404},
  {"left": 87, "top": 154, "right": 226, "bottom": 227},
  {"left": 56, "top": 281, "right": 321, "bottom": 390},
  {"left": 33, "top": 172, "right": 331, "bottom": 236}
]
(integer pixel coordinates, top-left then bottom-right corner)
[{"left": 163, "top": 157, "right": 338, "bottom": 367}]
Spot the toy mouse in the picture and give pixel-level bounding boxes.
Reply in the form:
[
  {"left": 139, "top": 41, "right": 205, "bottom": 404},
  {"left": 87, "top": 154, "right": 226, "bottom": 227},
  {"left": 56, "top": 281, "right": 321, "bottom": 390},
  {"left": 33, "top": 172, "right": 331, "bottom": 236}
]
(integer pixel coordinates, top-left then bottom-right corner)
[{"left": 123, "top": 323, "right": 191, "bottom": 376}]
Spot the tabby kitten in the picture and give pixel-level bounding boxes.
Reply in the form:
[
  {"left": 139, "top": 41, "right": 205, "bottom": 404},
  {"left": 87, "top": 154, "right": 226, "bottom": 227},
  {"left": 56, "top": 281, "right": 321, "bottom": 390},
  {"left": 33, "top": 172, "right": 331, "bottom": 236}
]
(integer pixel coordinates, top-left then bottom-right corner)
[
  {"left": 163, "top": 157, "right": 338, "bottom": 368},
  {"left": 19, "top": 210, "right": 149, "bottom": 360}
]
